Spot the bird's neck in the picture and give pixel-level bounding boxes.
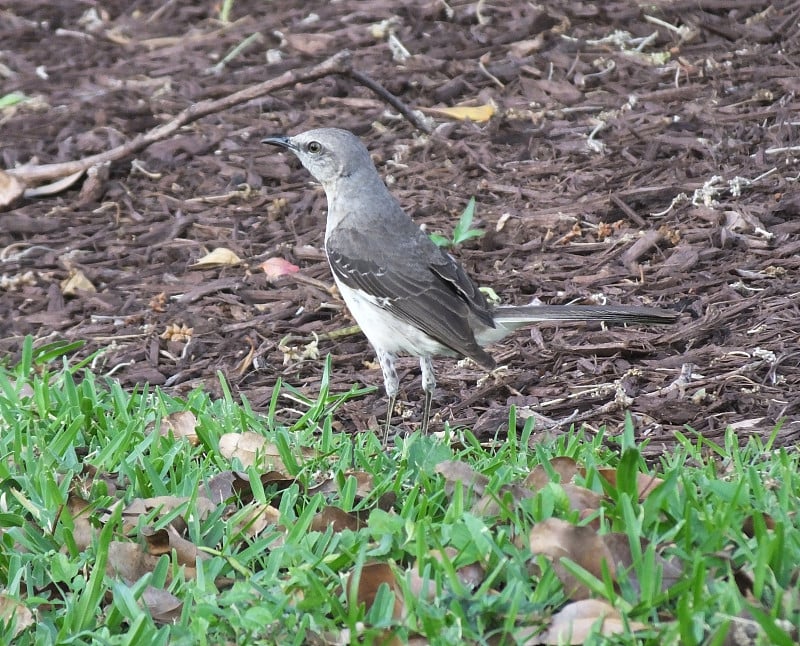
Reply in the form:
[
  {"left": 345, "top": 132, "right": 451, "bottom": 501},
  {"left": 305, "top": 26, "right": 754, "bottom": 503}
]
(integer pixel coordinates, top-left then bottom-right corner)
[{"left": 323, "top": 167, "right": 391, "bottom": 242}]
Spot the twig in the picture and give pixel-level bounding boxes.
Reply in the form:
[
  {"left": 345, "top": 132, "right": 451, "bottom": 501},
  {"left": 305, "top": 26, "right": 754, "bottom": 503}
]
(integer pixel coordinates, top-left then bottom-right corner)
[
  {"left": 8, "top": 50, "right": 436, "bottom": 187},
  {"left": 764, "top": 145, "right": 800, "bottom": 155},
  {"left": 347, "top": 68, "right": 433, "bottom": 134},
  {"left": 8, "top": 51, "right": 354, "bottom": 184}
]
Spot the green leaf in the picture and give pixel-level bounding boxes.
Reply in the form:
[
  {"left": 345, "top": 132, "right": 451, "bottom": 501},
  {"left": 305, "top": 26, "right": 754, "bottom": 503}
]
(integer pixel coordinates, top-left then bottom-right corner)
[
  {"left": 429, "top": 232, "right": 451, "bottom": 248},
  {"left": 0, "top": 92, "right": 29, "bottom": 109},
  {"left": 452, "top": 197, "right": 485, "bottom": 245}
]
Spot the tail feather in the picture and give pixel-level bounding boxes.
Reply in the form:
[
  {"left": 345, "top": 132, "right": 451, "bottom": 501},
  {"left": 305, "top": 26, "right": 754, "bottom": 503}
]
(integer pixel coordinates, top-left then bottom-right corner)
[
  {"left": 493, "top": 304, "right": 678, "bottom": 326},
  {"left": 476, "top": 304, "right": 677, "bottom": 346}
]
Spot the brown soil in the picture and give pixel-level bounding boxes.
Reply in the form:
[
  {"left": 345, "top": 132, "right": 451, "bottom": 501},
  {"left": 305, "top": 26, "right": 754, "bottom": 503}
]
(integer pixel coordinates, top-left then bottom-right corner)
[{"left": 2, "top": 0, "right": 799, "bottom": 453}]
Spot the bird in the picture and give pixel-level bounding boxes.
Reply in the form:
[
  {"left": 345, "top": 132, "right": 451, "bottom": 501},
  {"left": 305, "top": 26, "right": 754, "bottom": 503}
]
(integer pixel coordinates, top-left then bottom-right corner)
[{"left": 262, "top": 128, "right": 677, "bottom": 441}]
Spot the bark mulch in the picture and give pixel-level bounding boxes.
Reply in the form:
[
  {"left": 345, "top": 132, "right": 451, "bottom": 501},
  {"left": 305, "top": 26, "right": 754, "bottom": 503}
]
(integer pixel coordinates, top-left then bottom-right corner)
[{"left": 2, "top": 0, "right": 799, "bottom": 454}]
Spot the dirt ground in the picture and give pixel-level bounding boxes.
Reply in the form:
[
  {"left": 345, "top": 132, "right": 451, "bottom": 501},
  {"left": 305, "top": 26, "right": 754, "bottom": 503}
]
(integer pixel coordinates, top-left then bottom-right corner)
[{"left": 2, "top": 0, "right": 799, "bottom": 454}]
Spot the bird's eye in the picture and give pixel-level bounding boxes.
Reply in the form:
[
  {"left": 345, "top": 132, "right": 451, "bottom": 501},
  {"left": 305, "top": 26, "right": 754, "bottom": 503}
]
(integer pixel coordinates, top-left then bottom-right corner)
[{"left": 306, "top": 141, "right": 322, "bottom": 154}]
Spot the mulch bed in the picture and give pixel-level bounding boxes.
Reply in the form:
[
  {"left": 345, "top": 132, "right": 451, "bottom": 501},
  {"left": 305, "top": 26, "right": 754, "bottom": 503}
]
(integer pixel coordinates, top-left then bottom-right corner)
[{"left": 2, "top": 0, "right": 799, "bottom": 454}]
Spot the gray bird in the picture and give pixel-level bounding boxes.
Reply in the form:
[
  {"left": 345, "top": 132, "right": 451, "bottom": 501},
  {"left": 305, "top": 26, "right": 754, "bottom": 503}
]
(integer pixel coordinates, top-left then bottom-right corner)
[{"left": 263, "top": 128, "right": 677, "bottom": 440}]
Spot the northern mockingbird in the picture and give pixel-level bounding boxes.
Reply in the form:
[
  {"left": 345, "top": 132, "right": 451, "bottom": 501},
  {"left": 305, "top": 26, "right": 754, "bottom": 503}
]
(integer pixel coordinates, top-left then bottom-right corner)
[{"left": 263, "top": 128, "right": 677, "bottom": 439}]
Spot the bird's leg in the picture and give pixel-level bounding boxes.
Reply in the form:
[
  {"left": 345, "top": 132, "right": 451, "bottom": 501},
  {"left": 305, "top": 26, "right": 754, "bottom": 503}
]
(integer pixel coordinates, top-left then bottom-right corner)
[
  {"left": 376, "top": 348, "right": 399, "bottom": 444},
  {"left": 384, "top": 392, "right": 396, "bottom": 444},
  {"left": 420, "top": 356, "right": 436, "bottom": 435}
]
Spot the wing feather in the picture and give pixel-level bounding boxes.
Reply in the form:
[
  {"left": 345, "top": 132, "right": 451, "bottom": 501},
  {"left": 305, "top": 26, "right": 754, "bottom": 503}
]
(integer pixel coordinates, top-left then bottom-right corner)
[{"left": 326, "top": 220, "right": 495, "bottom": 367}]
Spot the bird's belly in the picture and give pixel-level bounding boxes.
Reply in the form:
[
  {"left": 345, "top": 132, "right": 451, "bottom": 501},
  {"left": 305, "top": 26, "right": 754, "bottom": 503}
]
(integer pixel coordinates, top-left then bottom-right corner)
[{"left": 335, "top": 280, "right": 449, "bottom": 358}]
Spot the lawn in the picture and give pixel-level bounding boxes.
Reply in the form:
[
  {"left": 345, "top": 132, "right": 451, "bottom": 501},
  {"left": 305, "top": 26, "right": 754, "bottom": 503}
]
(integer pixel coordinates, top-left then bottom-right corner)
[{"left": 1, "top": 338, "right": 796, "bottom": 645}]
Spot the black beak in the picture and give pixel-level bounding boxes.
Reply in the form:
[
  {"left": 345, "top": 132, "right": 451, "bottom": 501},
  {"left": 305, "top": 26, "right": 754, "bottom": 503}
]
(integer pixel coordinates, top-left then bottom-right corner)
[{"left": 262, "top": 135, "right": 295, "bottom": 150}]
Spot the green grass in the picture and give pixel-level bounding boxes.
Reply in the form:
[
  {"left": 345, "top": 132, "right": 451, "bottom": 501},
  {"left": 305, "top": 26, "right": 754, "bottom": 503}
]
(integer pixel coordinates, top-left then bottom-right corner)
[{"left": 0, "top": 338, "right": 797, "bottom": 645}]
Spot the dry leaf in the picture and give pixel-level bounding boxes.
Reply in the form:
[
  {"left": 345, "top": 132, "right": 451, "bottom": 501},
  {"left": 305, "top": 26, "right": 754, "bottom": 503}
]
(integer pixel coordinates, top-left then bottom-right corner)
[
  {"left": 560, "top": 484, "right": 603, "bottom": 514},
  {"left": 261, "top": 256, "right": 300, "bottom": 280},
  {"left": 141, "top": 525, "right": 207, "bottom": 565},
  {"left": 529, "top": 520, "right": 682, "bottom": 601},
  {"left": 595, "top": 468, "right": 665, "bottom": 500},
  {"left": 528, "top": 518, "right": 613, "bottom": 600},
  {"left": 107, "top": 541, "right": 197, "bottom": 582},
  {"left": 119, "top": 495, "right": 216, "bottom": 535},
  {"left": 525, "top": 457, "right": 581, "bottom": 491},
  {"left": 141, "top": 585, "right": 183, "bottom": 624},
  {"left": 218, "top": 432, "right": 287, "bottom": 471},
  {"left": 527, "top": 599, "right": 648, "bottom": 644},
  {"left": 345, "top": 471, "right": 375, "bottom": 499},
  {"left": 310, "top": 505, "right": 362, "bottom": 532},
  {"left": 523, "top": 459, "right": 605, "bottom": 514},
  {"left": 420, "top": 546, "right": 486, "bottom": 591},
  {"left": 284, "top": 32, "right": 336, "bottom": 56},
  {"left": 190, "top": 247, "right": 241, "bottom": 268},
  {"left": 60, "top": 269, "right": 96, "bottom": 295},
  {"left": 423, "top": 103, "right": 495, "bottom": 122},
  {"left": 231, "top": 502, "right": 282, "bottom": 538},
  {"left": 107, "top": 541, "right": 162, "bottom": 580},
  {"left": 157, "top": 410, "right": 199, "bottom": 444},
  {"left": 472, "top": 482, "right": 533, "bottom": 516},
  {"left": 348, "top": 562, "right": 404, "bottom": 620},
  {"left": 308, "top": 470, "right": 374, "bottom": 498},
  {"left": 0, "top": 593, "right": 34, "bottom": 639},
  {"left": 203, "top": 470, "right": 297, "bottom": 504},
  {"left": 66, "top": 492, "right": 97, "bottom": 551},
  {"left": 435, "top": 460, "right": 490, "bottom": 496},
  {"left": 600, "top": 533, "right": 683, "bottom": 595},
  {"left": 407, "top": 566, "right": 437, "bottom": 603}
]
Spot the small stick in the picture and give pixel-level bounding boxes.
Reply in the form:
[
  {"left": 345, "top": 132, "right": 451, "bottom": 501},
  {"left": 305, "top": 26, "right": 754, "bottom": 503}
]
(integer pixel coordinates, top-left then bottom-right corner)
[
  {"left": 7, "top": 50, "right": 434, "bottom": 190},
  {"left": 348, "top": 68, "right": 433, "bottom": 134},
  {"left": 7, "top": 51, "right": 354, "bottom": 184}
]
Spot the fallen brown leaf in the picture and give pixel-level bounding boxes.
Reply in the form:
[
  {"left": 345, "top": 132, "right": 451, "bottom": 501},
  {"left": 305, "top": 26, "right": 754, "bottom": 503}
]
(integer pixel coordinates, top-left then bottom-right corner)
[
  {"left": 310, "top": 505, "right": 362, "bottom": 533},
  {"left": 435, "top": 460, "right": 490, "bottom": 497},
  {"left": 594, "top": 468, "right": 665, "bottom": 501},
  {"left": 524, "top": 599, "right": 648, "bottom": 644},
  {"left": 348, "top": 562, "right": 404, "bottom": 620},
  {"left": 422, "top": 103, "right": 495, "bottom": 122},
  {"left": 141, "top": 525, "right": 207, "bottom": 566},
  {"left": 156, "top": 410, "right": 199, "bottom": 444},
  {"left": 0, "top": 593, "right": 34, "bottom": 639},
  {"left": 525, "top": 457, "right": 581, "bottom": 491},
  {"left": 190, "top": 247, "right": 241, "bottom": 268},
  {"left": 118, "top": 495, "right": 216, "bottom": 535},
  {"left": 261, "top": 256, "right": 300, "bottom": 280},
  {"left": 528, "top": 518, "right": 614, "bottom": 600},
  {"left": 284, "top": 32, "right": 336, "bottom": 56},
  {"left": 60, "top": 269, "right": 96, "bottom": 295},
  {"left": 230, "top": 502, "right": 282, "bottom": 539},
  {"left": 218, "top": 432, "right": 287, "bottom": 471},
  {"left": 140, "top": 584, "right": 183, "bottom": 624}
]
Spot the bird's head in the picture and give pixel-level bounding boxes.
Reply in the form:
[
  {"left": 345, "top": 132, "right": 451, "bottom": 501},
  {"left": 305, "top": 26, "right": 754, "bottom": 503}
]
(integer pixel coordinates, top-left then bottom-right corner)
[{"left": 262, "top": 128, "right": 373, "bottom": 186}]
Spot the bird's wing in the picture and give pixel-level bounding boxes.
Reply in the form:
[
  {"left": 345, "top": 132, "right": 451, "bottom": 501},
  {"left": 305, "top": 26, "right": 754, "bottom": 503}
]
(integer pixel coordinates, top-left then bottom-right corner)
[{"left": 326, "top": 217, "right": 495, "bottom": 367}]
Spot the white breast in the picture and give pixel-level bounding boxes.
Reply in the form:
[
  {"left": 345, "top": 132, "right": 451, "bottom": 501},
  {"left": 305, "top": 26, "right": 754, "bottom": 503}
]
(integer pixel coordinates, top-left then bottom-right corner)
[{"left": 334, "top": 277, "right": 450, "bottom": 358}]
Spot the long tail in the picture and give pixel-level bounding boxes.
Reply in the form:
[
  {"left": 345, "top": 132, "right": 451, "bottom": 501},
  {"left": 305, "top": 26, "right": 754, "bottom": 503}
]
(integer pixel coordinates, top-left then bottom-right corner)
[
  {"left": 477, "top": 304, "right": 677, "bottom": 345},
  {"left": 494, "top": 304, "right": 678, "bottom": 326}
]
